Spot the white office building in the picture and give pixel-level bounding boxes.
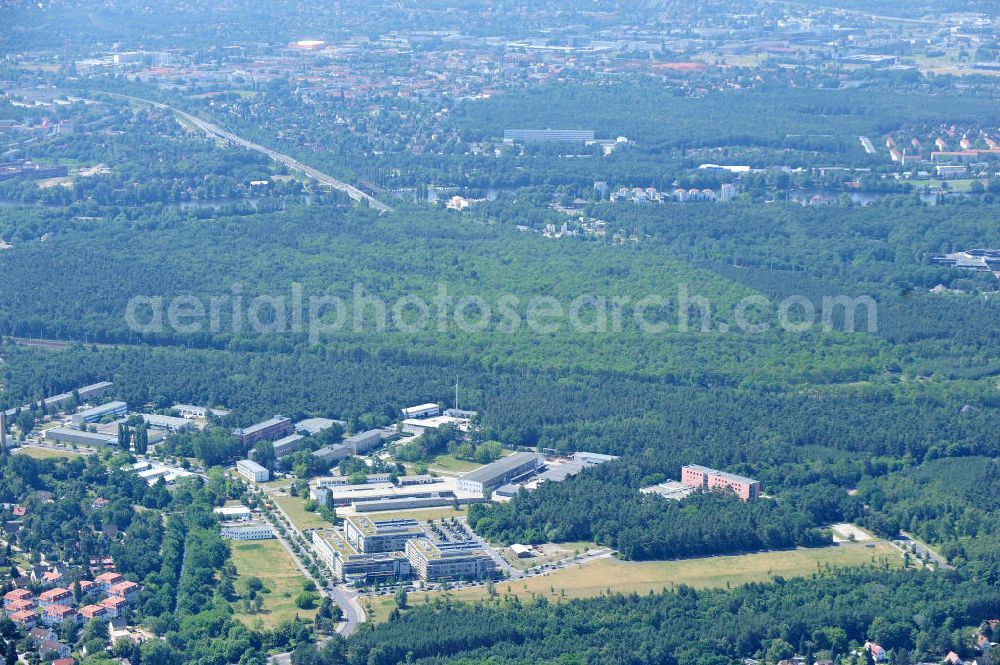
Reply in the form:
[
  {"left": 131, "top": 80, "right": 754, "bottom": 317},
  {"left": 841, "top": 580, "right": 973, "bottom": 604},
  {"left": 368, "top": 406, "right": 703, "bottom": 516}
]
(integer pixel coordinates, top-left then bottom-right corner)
[
  {"left": 221, "top": 524, "right": 274, "bottom": 540},
  {"left": 236, "top": 459, "right": 270, "bottom": 483},
  {"left": 400, "top": 403, "right": 440, "bottom": 419},
  {"left": 214, "top": 505, "right": 252, "bottom": 521}
]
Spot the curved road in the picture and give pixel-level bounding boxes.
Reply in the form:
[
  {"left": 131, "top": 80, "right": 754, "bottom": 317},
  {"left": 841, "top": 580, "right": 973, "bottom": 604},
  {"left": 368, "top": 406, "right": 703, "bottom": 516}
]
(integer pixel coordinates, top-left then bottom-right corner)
[{"left": 107, "top": 93, "right": 392, "bottom": 213}]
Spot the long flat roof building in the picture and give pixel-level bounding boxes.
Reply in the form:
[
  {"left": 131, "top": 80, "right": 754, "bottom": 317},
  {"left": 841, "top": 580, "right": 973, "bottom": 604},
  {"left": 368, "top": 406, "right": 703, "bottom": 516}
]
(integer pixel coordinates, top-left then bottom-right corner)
[
  {"left": 400, "top": 403, "right": 439, "bottom": 419},
  {"left": 45, "top": 427, "right": 117, "bottom": 447},
  {"left": 71, "top": 401, "right": 128, "bottom": 426},
  {"left": 4, "top": 381, "right": 113, "bottom": 419},
  {"left": 503, "top": 129, "right": 595, "bottom": 143},
  {"left": 457, "top": 452, "right": 543, "bottom": 496},
  {"left": 141, "top": 413, "right": 193, "bottom": 432},
  {"left": 233, "top": 416, "right": 293, "bottom": 447}
]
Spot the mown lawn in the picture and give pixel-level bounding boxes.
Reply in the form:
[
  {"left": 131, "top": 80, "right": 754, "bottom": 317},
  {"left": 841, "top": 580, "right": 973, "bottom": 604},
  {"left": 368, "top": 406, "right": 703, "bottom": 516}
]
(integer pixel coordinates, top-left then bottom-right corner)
[
  {"left": 229, "top": 539, "right": 318, "bottom": 628},
  {"left": 371, "top": 541, "right": 902, "bottom": 621},
  {"left": 272, "top": 493, "right": 329, "bottom": 531},
  {"left": 15, "top": 446, "right": 85, "bottom": 460}
]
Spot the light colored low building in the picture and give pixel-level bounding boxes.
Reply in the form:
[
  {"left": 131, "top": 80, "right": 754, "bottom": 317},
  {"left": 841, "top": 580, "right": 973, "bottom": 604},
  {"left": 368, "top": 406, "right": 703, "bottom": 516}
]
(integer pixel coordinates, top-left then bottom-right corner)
[
  {"left": 397, "top": 474, "right": 436, "bottom": 486},
  {"left": 640, "top": 480, "right": 697, "bottom": 500},
  {"left": 221, "top": 524, "right": 274, "bottom": 540},
  {"left": 400, "top": 403, "right": 439, "bottom": 419},
  {"left": 236, "top": 459, "right": 270, "bottom": 483},
  {"left": 213, "top": 505, "right": 252, "bottom": 521},
  {"left": 71, "top": 401, "right": 128, "bottom": 426},
  {"left": 173, "top": 404, "right": 231, "bottom": 419},
  {"left": 312, "top": 481, "right": 462, "bottom": 509},
  {"left": 141, "top": 413, "right": 193, "bottom": 432},
  {"left": 400, "top": 415, "right": 462, "bottom": 436}
]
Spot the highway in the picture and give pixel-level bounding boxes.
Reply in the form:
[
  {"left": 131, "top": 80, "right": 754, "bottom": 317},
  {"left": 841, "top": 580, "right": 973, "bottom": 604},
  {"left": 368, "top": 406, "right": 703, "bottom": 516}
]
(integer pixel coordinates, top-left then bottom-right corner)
[{"left": 106, "top": 93, "right": 393, "bottom": 213}]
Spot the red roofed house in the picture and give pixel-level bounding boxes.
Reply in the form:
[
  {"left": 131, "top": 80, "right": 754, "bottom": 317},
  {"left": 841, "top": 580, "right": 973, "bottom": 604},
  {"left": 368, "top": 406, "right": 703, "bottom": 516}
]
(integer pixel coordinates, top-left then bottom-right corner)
[
  {"left": 108, "top": 581, "right": 140, "bottom": 602},
  {"left": 94, "top": 572, "right": 123, "bottom": 591},
  {"left": 4, "top": 588, "right": 33, "bottom": 606},
  {"left": 38, "top": 588, "right": 72, "bottom": 607},
  {"left": 78, "top": 579, "right": 97, "bottom": 595},
  {"left": 42, "top": 604, "right": 76, "bottom": 626},
  {"left": 945, "top": 652, "right": 963, "bottom": 665},
  {"left": 10, "top": 609, "right": 37, "bottom": 627},
  {"left": 12, "top": 506, "right": 26, "bottom": 517},
  {"left": 79, "top": 604, "right": 108, "bottom": 621},
  {"left": 99, "top": 595, "right": 127, "bottom": 618},
  {"left": 5, "top": 598, "right": 35, "bottom": 615},
  {"left": 52, "top": 658, "right": 76, "bottom": 665},
  {"left": 40, "top": 570, "right": 64, "bottom": 587}
]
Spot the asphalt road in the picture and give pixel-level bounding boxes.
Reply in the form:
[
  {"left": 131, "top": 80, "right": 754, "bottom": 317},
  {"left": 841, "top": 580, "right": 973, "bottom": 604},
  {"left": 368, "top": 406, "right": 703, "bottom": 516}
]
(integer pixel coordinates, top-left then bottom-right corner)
[{"left": 105, "top": 93, "right": 393, "bottom": 213}]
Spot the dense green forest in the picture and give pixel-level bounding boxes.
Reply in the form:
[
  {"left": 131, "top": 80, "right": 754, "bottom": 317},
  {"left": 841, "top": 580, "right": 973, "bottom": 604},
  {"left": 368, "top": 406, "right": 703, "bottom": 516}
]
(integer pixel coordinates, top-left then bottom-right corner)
[
  {"left": 336, "top": 568, "right": 1000, "bottom": 665},
  {"left": 1, "top": 198, "right": 997, "bottom": 384}
]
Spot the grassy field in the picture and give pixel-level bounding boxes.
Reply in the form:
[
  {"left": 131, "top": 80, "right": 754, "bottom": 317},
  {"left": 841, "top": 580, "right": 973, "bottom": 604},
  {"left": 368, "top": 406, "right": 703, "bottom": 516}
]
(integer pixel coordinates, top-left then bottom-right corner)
[
  {"left": 910, "top": 178, "right": 979, "bottom": 192},
  {"left": 15, "top": 446, "right": 85, "bottom": 460},
  {"left": 370, "top": 541, "right": 901, "bottom": 622},
  {"left": 229, "top": 539, "right": 318, "bottom": 628},
  {"left": 425, "top": 454, "right": 483, "bottom": 474},
  {"left": 424, "top": 449, "right": 516, "bottom": 475},
  {"left": 261, "top": 478, "right": 293, "bottom": 491},
  {"left": 272, "top": 493, "right": 329, "bottom": 531}
]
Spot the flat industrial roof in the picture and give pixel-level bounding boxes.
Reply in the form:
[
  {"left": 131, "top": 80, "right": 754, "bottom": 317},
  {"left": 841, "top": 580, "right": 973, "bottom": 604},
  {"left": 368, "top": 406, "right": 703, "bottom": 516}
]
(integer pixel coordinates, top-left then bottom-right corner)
[
  {"left": 45, "top": 427, "right": 116, "bottom": 443},
  {"left": 345, "top": 429, "right": 385, "bottom": 443},
  {"left": 683, "top": 464, "right": 758, "bottom": 486},
  {"left": 460, "top": 452, "right": 541, "bottom": 484},
  {"left": 235, "top": 416, "right": 289, "bottom": 436},
  {"left": 237, "top": 459, "right": 268, "bottom": 473},
  {"left": 142, "top": 413, "right": 190, "bottom": 428},
  {"left": 295, "top": 418, "right": 344, "bottom": 435},
  {"left": 76, "top": 401, "right": 127, "bottom": 416}
]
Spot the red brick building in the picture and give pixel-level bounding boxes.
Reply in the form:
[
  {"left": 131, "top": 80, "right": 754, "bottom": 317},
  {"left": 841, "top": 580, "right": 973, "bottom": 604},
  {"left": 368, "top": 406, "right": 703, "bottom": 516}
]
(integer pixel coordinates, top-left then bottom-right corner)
[{"left": 680, "top": 465, "right": 760, "bottom": 501}]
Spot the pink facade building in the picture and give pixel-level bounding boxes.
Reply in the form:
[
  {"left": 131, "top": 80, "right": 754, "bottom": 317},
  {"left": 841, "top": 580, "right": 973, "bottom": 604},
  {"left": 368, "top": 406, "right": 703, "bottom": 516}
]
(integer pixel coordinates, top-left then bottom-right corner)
[{"left": 680, "top": 465, "right": 760, "bottom": 501}]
